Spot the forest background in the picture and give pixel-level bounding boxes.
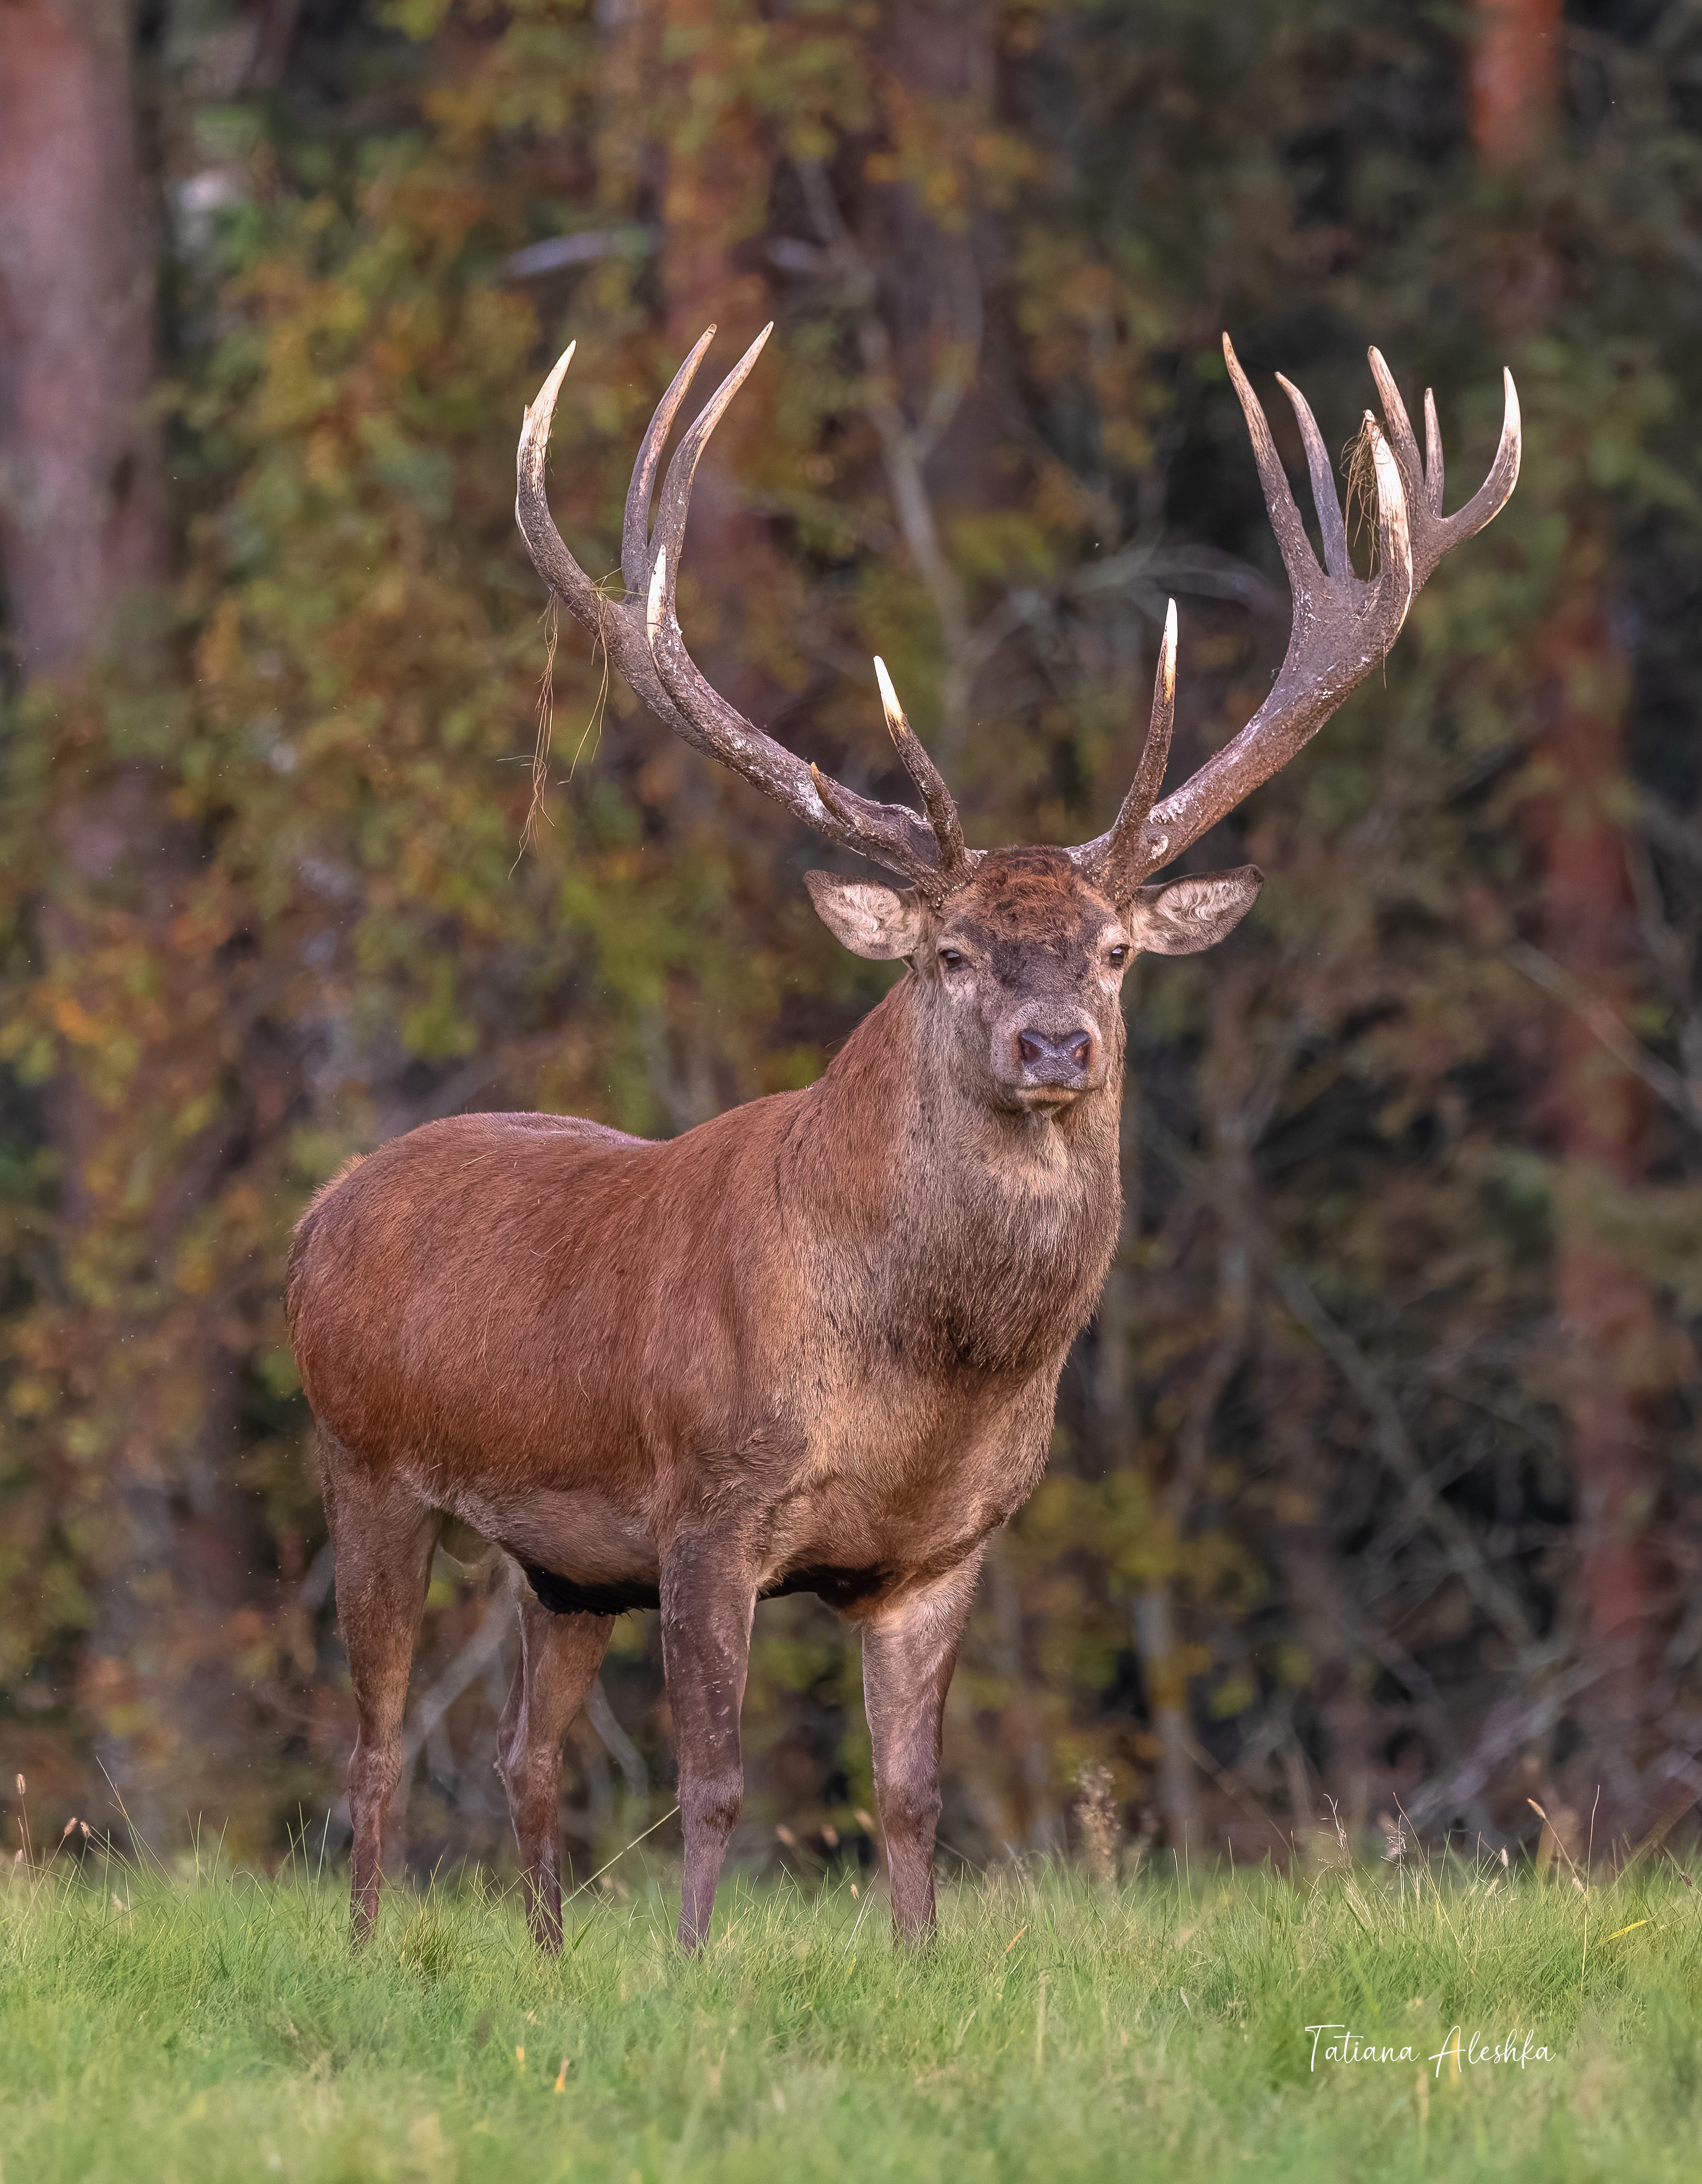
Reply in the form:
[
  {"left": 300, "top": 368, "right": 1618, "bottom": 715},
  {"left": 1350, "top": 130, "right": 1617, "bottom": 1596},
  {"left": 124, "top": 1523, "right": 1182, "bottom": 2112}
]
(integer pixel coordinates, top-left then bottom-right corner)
[{"left": 2, "top": 0, "right": 1699, "bottom": 1886}]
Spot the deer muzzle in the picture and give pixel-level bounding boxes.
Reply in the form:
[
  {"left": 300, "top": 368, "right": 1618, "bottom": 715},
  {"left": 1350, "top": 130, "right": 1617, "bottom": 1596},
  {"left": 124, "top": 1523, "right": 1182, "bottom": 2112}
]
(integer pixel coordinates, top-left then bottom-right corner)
[{"left": 1006, "top": 1022, "right": 1101, "bottom": 1101}]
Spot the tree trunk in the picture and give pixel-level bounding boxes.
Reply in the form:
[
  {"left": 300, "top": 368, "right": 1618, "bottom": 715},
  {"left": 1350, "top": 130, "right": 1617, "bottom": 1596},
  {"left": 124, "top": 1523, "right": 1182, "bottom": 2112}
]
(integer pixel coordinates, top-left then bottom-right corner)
[
  {"left": 1468, "top": 0, "right": 1670, "bottom": 1829},
  {"left": 1469, "top": 0, "right": 1561, "bottom": 171},
  {"left": 0, "top": 0, "right": 257, "bottom": 1847},
  {"left": 0, "top": 0, "right": 164, "bottom": 671},
  {"left": 1526, "top": 544, "right": 1669, "bottom": 1807}
]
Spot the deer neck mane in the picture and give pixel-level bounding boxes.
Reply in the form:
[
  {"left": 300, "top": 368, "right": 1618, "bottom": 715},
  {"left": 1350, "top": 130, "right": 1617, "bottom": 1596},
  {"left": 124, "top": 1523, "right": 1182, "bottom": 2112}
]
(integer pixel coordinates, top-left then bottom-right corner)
[{"left": 795, "top": 973, "right": 1124, "bottom": 1378}]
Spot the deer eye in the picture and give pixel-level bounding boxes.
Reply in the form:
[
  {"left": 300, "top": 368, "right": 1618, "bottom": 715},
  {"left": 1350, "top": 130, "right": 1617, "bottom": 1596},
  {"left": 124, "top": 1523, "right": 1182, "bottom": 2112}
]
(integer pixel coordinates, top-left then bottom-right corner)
[
  {"left": 938, "top": 947, "right": 966, "bottom": 970},
  {"left": 1106, "top": 942, "right": 1130, "bottom": 968}
]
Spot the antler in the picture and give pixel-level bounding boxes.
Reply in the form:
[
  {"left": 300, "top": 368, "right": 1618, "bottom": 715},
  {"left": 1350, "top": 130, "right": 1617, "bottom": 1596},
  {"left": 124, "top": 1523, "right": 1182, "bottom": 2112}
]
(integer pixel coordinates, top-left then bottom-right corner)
[
  {"left": 516, "top": 327, "right": 967, "bottom": 896},
  {"left": 519, "top": 329, "right": 1518, "bottom": 909},
  {"left": 1073, "top": 336, "right": 1521, "bottom": 896}
]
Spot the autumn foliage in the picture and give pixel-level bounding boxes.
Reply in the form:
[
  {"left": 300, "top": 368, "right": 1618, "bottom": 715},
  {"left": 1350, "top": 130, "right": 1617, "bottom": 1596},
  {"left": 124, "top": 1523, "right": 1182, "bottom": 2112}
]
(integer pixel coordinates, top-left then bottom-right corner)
[{"left": 3, "top": 0, "right": 1702, "bottom": 1874}]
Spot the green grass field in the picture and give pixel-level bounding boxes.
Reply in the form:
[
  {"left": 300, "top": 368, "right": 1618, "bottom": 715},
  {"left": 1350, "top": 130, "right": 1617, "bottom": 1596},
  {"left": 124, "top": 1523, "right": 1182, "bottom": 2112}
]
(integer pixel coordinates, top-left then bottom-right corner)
[{"left": 4, "top": 1839, "right": 1701, "bottom": 2182}]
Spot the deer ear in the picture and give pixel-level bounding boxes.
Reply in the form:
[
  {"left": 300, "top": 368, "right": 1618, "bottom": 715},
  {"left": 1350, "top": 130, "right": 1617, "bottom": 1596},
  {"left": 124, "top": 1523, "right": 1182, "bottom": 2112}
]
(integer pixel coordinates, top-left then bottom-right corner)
[
  {"left": 1125, "top": 865, "right": 1263, "bottom": 955},
  {"left": 804, "top": 871, "right": 924, "bottom": 960}
]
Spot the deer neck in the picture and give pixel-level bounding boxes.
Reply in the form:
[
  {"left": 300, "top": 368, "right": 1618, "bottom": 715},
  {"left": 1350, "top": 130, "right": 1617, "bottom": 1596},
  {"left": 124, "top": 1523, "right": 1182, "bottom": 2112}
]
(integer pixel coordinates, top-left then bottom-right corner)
[{"left": 798, "top": 974, "right": 1124, "bottom": 1378}]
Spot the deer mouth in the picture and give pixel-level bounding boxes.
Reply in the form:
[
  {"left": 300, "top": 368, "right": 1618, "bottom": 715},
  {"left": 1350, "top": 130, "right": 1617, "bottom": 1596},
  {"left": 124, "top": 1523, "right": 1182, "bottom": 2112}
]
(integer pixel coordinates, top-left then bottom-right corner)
[{"left": 1011, "top": 1080, "right": 1089, "bottom": 1112}]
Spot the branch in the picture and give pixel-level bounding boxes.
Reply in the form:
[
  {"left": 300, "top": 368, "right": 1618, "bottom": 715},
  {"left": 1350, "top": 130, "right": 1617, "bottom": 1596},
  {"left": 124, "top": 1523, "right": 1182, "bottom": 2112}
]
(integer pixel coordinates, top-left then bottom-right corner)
[
  {"left": 583, "top": 1677, "right": 650, "bottom": 1809},
  {"left": 1147, "top": 1118, "right": 1539, "bottom": 1655},
  {"left": 1507, "top": 940, "right": 1702, "bottom": 1132},
  {"left": 1636, "top": 786, "right": 1702, "bottom": 871},
  {"left": 399, "top": 1591, "right": 513, "bottom": 1781},
  {"left": 1400, "top": 1668, "right": 1597, "bottom": 1834},
  {"left": 502, "top": 226, "right": 657, "bottom": 283}
]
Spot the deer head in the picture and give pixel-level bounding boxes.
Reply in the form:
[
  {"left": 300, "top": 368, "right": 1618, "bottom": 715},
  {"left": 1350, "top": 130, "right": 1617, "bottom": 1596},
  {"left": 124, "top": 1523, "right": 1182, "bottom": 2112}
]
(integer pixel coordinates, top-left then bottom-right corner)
[
  {"left": 801, "top": 845, "right": 1261, "bottom": 1112},
  {"left": 516, "top": 327, "right": 1519, "bottom": 1107}
]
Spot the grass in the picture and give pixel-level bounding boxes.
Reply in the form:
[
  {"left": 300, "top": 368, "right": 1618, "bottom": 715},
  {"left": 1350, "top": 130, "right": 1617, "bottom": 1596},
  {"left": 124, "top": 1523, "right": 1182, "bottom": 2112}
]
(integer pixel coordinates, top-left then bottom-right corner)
[{"left": 4, "top": 1837, "right": 1702, "bottom": 2181}]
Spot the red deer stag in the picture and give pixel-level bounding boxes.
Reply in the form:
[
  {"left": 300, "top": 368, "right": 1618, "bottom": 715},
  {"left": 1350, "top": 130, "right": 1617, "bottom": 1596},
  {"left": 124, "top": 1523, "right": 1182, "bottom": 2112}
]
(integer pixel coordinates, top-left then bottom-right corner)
[{"left": 287, "top": 326, "right": 1518, "bottom": 1951}]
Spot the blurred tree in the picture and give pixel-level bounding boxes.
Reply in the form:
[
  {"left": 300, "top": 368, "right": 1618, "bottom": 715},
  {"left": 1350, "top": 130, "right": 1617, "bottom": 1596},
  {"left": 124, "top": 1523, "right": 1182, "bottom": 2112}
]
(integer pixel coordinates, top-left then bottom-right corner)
[
  {"left": 1470, "top": 0, "right": 1681, "bottom": 1830},
  {"left": 0, "top": 0, "right": 263, "bottom": 1840},
  {"left": 0, "top": 0, "right": 165, "bottom": 671}
]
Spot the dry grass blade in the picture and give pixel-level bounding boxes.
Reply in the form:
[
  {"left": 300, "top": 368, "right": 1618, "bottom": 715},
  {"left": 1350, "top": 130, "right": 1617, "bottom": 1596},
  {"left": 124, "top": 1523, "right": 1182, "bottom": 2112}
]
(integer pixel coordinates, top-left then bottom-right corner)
[
  {"left": 1340, "top": 414, "right": 1383, "bottom": 575},
  {"left": 519, "top": 596, "right": 560, "bottom": 857}
]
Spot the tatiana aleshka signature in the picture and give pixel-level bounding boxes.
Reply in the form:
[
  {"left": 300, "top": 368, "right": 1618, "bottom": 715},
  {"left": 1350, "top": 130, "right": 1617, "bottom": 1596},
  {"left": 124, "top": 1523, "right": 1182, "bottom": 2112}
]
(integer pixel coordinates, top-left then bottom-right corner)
[{"left": 1306, "top": 2023, "right": 1556, "bottom": 2077}]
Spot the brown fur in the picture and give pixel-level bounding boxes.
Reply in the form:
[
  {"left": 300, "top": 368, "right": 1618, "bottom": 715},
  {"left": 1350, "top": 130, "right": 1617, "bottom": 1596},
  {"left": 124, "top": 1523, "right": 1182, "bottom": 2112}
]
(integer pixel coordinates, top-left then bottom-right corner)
[{"left": 290, "top": 848, "right": 1246, "bottom": 1949}]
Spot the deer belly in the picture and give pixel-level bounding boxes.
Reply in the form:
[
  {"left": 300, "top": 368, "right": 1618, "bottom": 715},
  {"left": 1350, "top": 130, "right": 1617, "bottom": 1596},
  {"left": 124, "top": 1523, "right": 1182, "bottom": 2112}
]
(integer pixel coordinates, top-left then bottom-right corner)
[
  {"left": 445, "top": 1484, "right": 660, "bottom": 1613},
  {"left": 766, "top": 1398, "right": 1053, "bottom": 1603},
  {"left": 759, "top": 1563, "right": 896, "bottom": 1612}
]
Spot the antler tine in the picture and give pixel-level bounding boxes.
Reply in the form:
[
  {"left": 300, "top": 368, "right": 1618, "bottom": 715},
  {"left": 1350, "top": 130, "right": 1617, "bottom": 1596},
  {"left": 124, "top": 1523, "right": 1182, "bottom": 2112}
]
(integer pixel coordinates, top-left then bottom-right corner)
[
  {"left": 1370, "top": 348, "right": 1521, "bottom": 585},
  {"left": 1366, "top": 347, "right": 1425, "bottom": 512},
  {"left": 1423, "top": 387, "right": 1444, "bottom": 516},
  {"left": 1418, "top": 366, "right": 1521, "bottom": 578},
  {"left": 1222, "top": 334, "right": 1322, "bottom": 602},
  {"left": 1276, "top": 372, "right": 1351, "bottom": 582},
  {"left": 645, "top": 324, "right": 773, "bottom": 632},
  {"left": 621, "top": 326, "right": 717, "bottom": 590},
  {"left": 517, "top": 342, "right": 601, "bottom": 626},
  {"left": 1088, "top": 600, "right": 1177, "bottom": 887},
  {"left": 873, "top": 656, "right": 972, "bottom": 887}
]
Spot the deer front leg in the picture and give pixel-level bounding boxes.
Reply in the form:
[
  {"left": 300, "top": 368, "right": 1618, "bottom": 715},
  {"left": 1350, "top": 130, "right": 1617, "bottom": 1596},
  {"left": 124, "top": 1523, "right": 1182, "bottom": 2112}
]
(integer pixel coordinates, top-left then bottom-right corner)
[
  {"left": 658, "top": 1542, "right": 756, "bottom": 1950},
  {"left": 496, "top": 1586, "right": 613, "bottom": 1952},
  {"left": 861, "top": 1553, "right": 983, "bottom": 1946}
]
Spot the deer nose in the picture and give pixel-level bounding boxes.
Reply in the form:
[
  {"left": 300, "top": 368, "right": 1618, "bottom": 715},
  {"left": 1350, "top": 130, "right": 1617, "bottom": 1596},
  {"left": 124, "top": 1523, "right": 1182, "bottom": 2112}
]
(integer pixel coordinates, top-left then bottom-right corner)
[{"left": 1015, "top": 1027, "right": 1095, "bottom": 1084}]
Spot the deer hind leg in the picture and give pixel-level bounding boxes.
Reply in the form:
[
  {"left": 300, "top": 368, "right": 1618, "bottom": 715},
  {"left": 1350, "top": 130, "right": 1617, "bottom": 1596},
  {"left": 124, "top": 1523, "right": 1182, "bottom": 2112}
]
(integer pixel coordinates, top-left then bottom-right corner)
[
  {"left": 860, "top": 1553, "right": 983, "bottom": 1947},
  {"left": 658, "top": 1542, "right": 756, "bottom": 1950},
  {"left": 495, "top": 1585, "right": 613, "bottom": 1951},
  {"left": 321, "top": 1437, "right": 439, "bottom": 1946}
]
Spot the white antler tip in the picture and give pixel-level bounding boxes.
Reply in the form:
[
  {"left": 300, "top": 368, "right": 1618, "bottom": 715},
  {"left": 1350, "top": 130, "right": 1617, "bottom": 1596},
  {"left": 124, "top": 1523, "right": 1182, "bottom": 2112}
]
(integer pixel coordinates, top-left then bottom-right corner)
[
  {"left": 873, "top": 655, "right": 906, "bottom": 734},
  {"left": 524, "top": 342, "right": 578, "bottom": 443},
  {"left": 646, "top": 546, "right": 667, "bottom": 642},
  {"left": 1162, "top": 599, "right": 1177, "bottom": 695}
]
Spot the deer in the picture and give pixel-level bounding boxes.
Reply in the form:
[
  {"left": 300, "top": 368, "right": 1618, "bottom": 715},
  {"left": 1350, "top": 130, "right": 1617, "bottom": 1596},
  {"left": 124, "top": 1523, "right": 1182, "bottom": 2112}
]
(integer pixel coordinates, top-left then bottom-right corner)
[{"left": 286, "top": 322, "right": 1518, "bottom": 1953}]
